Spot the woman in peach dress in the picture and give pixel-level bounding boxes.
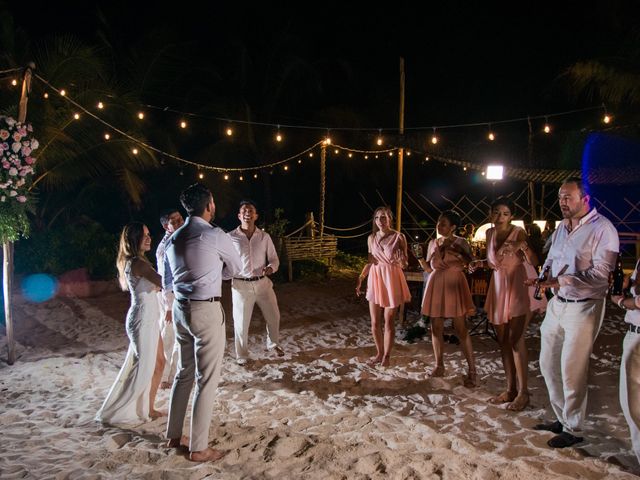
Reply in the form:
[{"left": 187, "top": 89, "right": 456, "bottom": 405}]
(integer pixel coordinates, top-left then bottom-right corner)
[
  {"left": 469, "top": 197, "right": 544, "bottom": 411},
  {"left": 356, "top": 206, "right": 411, "bottom": 367},
  {"left": 418, "top": 210, "right": 477, "bottom": 387}
]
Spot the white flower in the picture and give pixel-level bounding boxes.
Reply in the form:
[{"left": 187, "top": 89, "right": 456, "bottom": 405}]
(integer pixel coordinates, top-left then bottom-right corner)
[
  {"left": 9, "top": 190, "right": 17, "bottom": 197},
  {"left": 11, "top": 142, "right": 21, "bottom": 153},
  {"left": 8, "top": 167, "right": 17, "bottom": 176},
  {"left": 30, "top": 139, "right": 39, "bottom": 150},
  {"left": 0, "top": 196, "right": 5, "bottom": 202}
]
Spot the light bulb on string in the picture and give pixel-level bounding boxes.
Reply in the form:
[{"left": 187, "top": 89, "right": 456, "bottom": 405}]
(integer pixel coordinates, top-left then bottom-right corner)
[
  {"left": 43, "top": 92, "right": 49, "bottom": 99},
  {"left": 60, "top": 89, "right": 66, "bottom": 96},
  {"left": 297, "top": 159, "right": 302, "bottom": 164},
  {"left": 487, "top": 125, "right": 495, "bottom": 141},
  {"left": 97, "top": 101, "right": 104, "bottom": 109},
  {"left": 223, "top": 173, "right": 229, "bottom": 180},
  {"left": 104, "top": 133, "right": 110, "bottom": 140},
  {"left": 275, "top": 125, "right": 282, "bottom": 142},
  {"left": 179, "top": 169, "right": 184, "bottom": 176},
  {"left": 334, "top": 149, "right": 339, "bottom": 154},
  {"left": 431, "top": 128, "right": 438, "bottom": 145},
  {"left": 180, "top": 120, "right": 187, "bottom": 129},
  {"left": 348, "top": 153, "right": 353, "bottom": 158},
  {"left": 283, "top": 165, "right": 289, "bottom": 171},
  {"left": 239, "top": 175, "right": 244, "bottom": 181},
  {"left": 388, "top": 151, "right": 393, "bottom": 156},
  {"left": 137, "top": 112, "right": 145, "bottom": 120},
  {"left": 602, "top": 103, "right": 612, "bottom": 124},
  {"left": 73, "top": 113, "right": 80, "bottom": 120},
  {"left": 543, "top": 117, "right": 551, "bottom": 134},
  {"left": 253, "top": 173, "right": 258, "bottom": 179},
  {"left": 11, "top": 79, "right": 17, "bottom": 86},
  {"left": 308, "top": 152, "right": 314, "bottom": 157},
  {"left": 226, "top": 126, "right": 233, "bottom": 136},
  {"left": 406, "top": 150, "right": 411, "bottom": 156},
  {"left": 376, "top": 129, "right": 383, "bottom": 146},
  {"left": 198, "top": 171, "right": 204, "bottom": 179},
  {"left": 364, "top": 155, "right": 369, "bottom": 159},
  {"left": 132, "top": 148, "right": 138, "bottom": 155}
]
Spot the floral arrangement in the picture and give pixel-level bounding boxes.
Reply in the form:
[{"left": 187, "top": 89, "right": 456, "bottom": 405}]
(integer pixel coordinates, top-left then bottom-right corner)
[{"left": 0, "top": 115, "right": 38, "bottom": 242}]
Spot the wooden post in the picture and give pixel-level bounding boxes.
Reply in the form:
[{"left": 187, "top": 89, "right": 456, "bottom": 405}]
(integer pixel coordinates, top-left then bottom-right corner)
[
  {"left": 395, "top": 57, "right": 405, "bottom": 231},
  {"left": 5, "top": 63, "right": 33, "bottom": 365},
  {"left": 319, "top": 143, "right": 326, "bottom": 237}
]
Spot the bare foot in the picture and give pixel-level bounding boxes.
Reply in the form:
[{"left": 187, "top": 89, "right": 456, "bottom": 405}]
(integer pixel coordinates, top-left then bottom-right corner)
[
  {"left": 463, "top": 371, "right": 477, "bottom": 388},
  {"left": 507, "top": 392, "right": 530, "bottom": 411},
  {"left": 366, "top": 356, "right": 382, "bottom": 366},
  {"left": 380, "top": 355, "right": 390, "bottom": 367},
  {"left": 189, "top": 447, "right": 228, "bottom": 462},
  {"left": 429, "top": 365, "right": 445, "bottom": 377},
  {"left": 160, "top": 381, "right": 173, "bottom": 390},
  {"left": 488, "top": 390, "right": 517, "bottom": 404},
  {"left": 166, "top": 435, "right": 190, "bottom": 449},
  {"left": 149, "top": 409, "right": 167, "bottom": 419}
]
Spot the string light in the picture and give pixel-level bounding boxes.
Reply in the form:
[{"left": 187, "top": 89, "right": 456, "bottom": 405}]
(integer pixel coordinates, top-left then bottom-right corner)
[
  {"left": 431, "top": 128, "right": 438, "bottom": 145},
  {"left": 132, "top": 148, "right": 138, "bottom": 155},
  {"left": 59, "top": 89, "right": 66, "bottom": 96},
  {"left": 275, "top": 126, "right": 282, "bottom": 142},
  {"left": 406, "top": 150, "right": 411, "bottom": 156},
  {"left": 309, "top": 152, "right": 314, "bottom": 157},
  {"left": 226, "top": 126, "right": 233, "bottom": 136},
  {"left": 104, "top": 133, "right": 110, "bottom": 140},
  {"left": 388, "top": 151, "right": 393, "bottom": 156},
  {"left": 97, "top": 102, "right": 104, "bottom": 109},
  {"left": 198, "top": 171, "right": 204, "bottom": 179},
  {"left": 324, "top": 136, "right": 332, "bottom": 145},
  {"left": 43, "top": 92, "right": 48, "bottom": 99},
  {"left": 253, "top": 173, "right": 258, "bottom": 178},
  {"left": 297, "top": 159, "right": 302, "bottom": 164},
  {"left": 180, "top": 120, "right": 187, "bottom": 129},
  {"left": 543, "top": 117, "right": 551, "bottom": 134},
  {"left": 223, "top": 173, "right": 229, "bottom": 180},
  {"left": 239, "top": 175, "right": 244, "bottom": 181},
  {"left": 283, "top": 165, "right": 289, "bottom": 171},
  {"left": 348, "top": 153, "right": 353, "bottom": 158},
  {"left": 334, "top": 149, "right": 339, "bottom": 154},
  {"left": 10, "top": 79, "right": 17, "bottom": 86},
  {"left": 487, "top": 125, "right": 495, "bottom": 141},
  {"left": 137, "top": 112, "right": 145, "bottom": 120},
  {"left": 376, "top": 129, "right": 383, "bottom": 146},
  {"left": 364, "top": 155, "right": 369, "bottom": 159},
  {"left": 73, "top": 113, "right": 80, "bottom": 120}
]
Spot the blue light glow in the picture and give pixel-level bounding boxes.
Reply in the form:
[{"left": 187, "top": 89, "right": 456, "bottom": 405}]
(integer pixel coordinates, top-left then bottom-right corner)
[{"left": 21, "top": 274, "right": 58, "bottom": 303}]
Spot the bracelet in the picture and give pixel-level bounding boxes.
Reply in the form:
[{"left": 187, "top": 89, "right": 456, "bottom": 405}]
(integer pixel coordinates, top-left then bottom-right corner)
[{"left": 618, "top": 297, "right": 627, "bottom": 309}]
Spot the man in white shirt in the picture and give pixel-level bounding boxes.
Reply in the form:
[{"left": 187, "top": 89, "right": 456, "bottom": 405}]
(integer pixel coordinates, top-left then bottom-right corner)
[
  {"left": 156, "top": 208, "right": 184, "bottom": 389},
  {"left": 163, "top": 183, "right": 242, "bottom": 462},
  {"left": 611, "top": 260, "right": 640, "bottom": 466},
  {"left": 532, "top": 177, "right": 619, "bottom": 448},
  {"left": 228, "top": 200, "right": 283, "bottom": 365}
]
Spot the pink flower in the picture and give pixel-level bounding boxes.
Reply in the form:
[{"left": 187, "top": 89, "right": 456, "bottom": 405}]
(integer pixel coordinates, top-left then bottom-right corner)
[
  {"left": 16, "top": 196, "right": 26, "bottom": 203},
  {"left": 27, "top": 124, "right": 33, "bottom": 132},
  {"left": 0, "top": 130, "right": 9, "bottom": 141},
  {"left": 21, "top": 146, "right": 31, "bottom": 156},
  {"left": 8, "top": 167, "right": 17, "bottom": 176},
  {"left": 12, "top": 132, "right": 22, "bottom": 142},
  {"left": 17, "top": 127, "right": 27, "bottom": 136},
  {"left": 2, "top": 161, "right": 10, "bottom": 169},
  {"left": 18, "top": 168, "right": 28, "bottom": 177},
  {"left": 30, "top": 139, "right": 39, "bottom": 150},
  {"left": 25, "top": 156, "right": 35, "bottom": 165},
  {"left": 11, "top": 142, "right": 21, "bottom": 153},
  {"left": 0, "top": 143, "right": 7, "bottom": 151}
]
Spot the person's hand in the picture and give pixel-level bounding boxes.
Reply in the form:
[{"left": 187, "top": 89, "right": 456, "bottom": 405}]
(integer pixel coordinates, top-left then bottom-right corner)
[
  {"left": 524, "top": 277, "right": 538, "bottom": 286},
  {"left": 468, "top": 260, "right": 483, "bottom": 273},
  {"left": 611, "top": 294, "right": 624, "bottom": 308},
  {"left": 262, "top": 266, "right": 273, "bottom": 276},
  {"left": 356, "top": 278, "right": 364, "bottom": 297}
]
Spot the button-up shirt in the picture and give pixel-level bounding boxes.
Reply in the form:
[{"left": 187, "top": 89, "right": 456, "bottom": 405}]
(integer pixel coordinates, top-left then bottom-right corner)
[
  {"left": 163, "top": 216, "right": 242, "bottom": 300},
  {"left": 543, "top": 208, "right": 619, "bottom": 300},
  {"left": 156, "top": 231, "right": 173, "bottom": 310},
  {"left": 228, "top": 226, "right": 279, "bottom": 278},
  {"left": 626, "top": 259, "right": 640, "bottom": 327}
]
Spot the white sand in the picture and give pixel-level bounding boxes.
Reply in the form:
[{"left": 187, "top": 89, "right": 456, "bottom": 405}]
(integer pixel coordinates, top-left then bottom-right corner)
[{"left": 0, "top": 273, "right": 637, "bottom": 479}]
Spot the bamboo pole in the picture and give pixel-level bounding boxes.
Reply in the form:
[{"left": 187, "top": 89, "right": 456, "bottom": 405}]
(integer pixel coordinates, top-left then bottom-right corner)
[
  {"left": 319, "top": 143, "right": 326, "bottom": 237},
  {"left": 5, "top": 63, "right": 33, "bottom": 365},
  {"left": 395, "top": 57, "right": 405, "bottom": 231}
]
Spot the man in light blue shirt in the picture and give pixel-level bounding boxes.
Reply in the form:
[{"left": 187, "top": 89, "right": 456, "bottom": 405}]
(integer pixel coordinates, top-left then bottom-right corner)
[{"left": 163, "top": 183, "right": 241, "bottom": 462}]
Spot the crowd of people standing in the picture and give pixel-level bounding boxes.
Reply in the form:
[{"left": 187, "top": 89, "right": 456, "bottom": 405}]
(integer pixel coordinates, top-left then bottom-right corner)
[{"left": 95, "top": 177, "right": 638, "bottom": 467}]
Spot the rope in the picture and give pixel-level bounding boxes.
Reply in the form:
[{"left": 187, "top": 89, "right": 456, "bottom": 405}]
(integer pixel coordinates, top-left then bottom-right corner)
[
  {"left": 284, "top": 219, "right": 315, "bottom": 237},
  {"left": 321, "top": 219, "right": 370, "bottom": 231}
]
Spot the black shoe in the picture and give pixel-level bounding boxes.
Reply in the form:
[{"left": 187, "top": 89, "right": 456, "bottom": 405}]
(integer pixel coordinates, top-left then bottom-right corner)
[
  {"left": 533, "top": 420, "right": 563, "bottom": 434},
  {"left": 547, "top": 432, "right": 584, "bottom": 448}
]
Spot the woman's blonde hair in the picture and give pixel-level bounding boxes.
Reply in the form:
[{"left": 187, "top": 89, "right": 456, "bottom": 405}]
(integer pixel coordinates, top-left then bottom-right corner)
[{"left": 116, "top": 222, "right": 149, "bottom": 291}]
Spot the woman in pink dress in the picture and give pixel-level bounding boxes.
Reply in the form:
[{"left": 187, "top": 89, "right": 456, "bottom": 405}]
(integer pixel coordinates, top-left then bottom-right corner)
[
  {"left": 356, "top": 206, "right": 411, "bottom": 367},
  {"left": 418, "top": 210, "right": 477, "bottom": 387},
  {"left": 469, "top": 197, "right": 543, "bottom": 411}
]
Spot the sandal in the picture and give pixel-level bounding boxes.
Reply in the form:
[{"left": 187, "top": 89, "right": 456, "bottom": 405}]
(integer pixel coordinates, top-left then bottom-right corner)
[{"left": 488, "top": 391, "right": 517, "bottom": 404}]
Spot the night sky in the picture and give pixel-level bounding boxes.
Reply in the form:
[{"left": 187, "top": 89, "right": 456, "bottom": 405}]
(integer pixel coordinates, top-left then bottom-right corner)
[{"left": 4, "top": 1, "right": 640, "bottom": 240}]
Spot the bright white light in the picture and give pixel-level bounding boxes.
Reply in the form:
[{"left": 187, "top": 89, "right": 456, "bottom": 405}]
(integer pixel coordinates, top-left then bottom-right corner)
[
  {"left": 473, "top": 223, "right": 492, "bottom": 242},
  {"left": 533, "top": 220, "right": 546, "bottom": 231},
  {"left": 486, "top": 165, "right": 504, "bottom": 180}
]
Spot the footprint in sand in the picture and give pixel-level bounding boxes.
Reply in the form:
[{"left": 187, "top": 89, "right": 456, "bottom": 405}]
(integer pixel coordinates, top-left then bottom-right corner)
[{"left": 105, "top": 432, "right": 132, "bottom": 450}]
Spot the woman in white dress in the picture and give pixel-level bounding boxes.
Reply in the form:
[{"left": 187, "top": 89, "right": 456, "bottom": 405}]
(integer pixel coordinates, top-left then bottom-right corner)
[{"left": 97, "top": 222, "right": 166, "bottom": 425}]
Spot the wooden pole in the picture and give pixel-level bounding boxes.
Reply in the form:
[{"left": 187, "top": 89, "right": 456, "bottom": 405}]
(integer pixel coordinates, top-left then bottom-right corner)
[
  {"left": 526, "top": 116, "right": 536, "bottom": 222},
  {"left": 395, "top": 57, "right": 405, "bottom": 231},
  {"left": 319, "top": 143, "right": 326, "bottom": 237},
  {"left": 5, "top": 63, "right": 33, "bottom": 365}
]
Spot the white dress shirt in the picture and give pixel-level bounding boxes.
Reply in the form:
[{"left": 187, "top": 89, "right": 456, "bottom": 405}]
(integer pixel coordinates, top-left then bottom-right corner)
[
  {"left": 163, "top": 216, "right": 242, "bottom": 300},
  {"left": 156, "top": 232, "right": 173, "bottom": 309},
  {"left": 543, "top": 208, "right": 619, "bottom": 300},
  {"left": 228, "top": 226, "right": 279, "bottom": 278},
  {"left": 626, "top": 260, "right": 640, "bottom": 326}
]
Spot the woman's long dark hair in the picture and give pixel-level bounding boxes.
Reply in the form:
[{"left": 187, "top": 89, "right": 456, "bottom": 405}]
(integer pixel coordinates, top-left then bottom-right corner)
[{"left": 116, "top": 222, "right": 148, "bottom": 291}]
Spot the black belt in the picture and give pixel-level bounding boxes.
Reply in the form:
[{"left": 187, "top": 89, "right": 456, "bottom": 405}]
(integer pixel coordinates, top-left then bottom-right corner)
[
  {"left": 556, "top": 295, "right": 594, "bottom": 303},
  {"left": 234, "top": 276, "right": 264, "bottom": 282},
  {"left": 630, "top": 324, "right": 640, "bottom": 334},
  {"left": 177, "top": 297, "right": 221, "bottom": 303}
]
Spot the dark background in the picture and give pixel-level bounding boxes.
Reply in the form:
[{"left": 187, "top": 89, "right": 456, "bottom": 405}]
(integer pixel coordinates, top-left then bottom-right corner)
[{"left": 4, "top": 0, "right": 640, "bottom": 253}]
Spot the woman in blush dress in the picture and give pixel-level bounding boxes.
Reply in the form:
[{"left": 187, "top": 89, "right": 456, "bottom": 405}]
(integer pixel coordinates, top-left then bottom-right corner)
[
  {"left": 356, "top": 206, "right": 411, "bottom": 367},
  {"left": 96, "top": 222, "right": 166, "bottom": 425},
  {"left": 418, "top": 210, "right": 477, "bottom": 387},
  {"left": 469, "top": 197, "right": 544, "bottom": 411}
]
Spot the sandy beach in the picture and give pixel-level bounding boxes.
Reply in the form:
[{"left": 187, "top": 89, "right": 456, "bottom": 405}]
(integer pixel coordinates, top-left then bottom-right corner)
[{"left": 0, "top": 272, "right": 638, "bottom": 479}]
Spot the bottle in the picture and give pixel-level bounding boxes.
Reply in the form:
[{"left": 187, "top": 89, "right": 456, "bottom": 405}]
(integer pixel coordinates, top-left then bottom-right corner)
[
  {"left": 611, "top": 254, "right": 624, "bottom": 296},
  {"left": 533, "top": 265, "right": 551, "bottom": 300}
]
